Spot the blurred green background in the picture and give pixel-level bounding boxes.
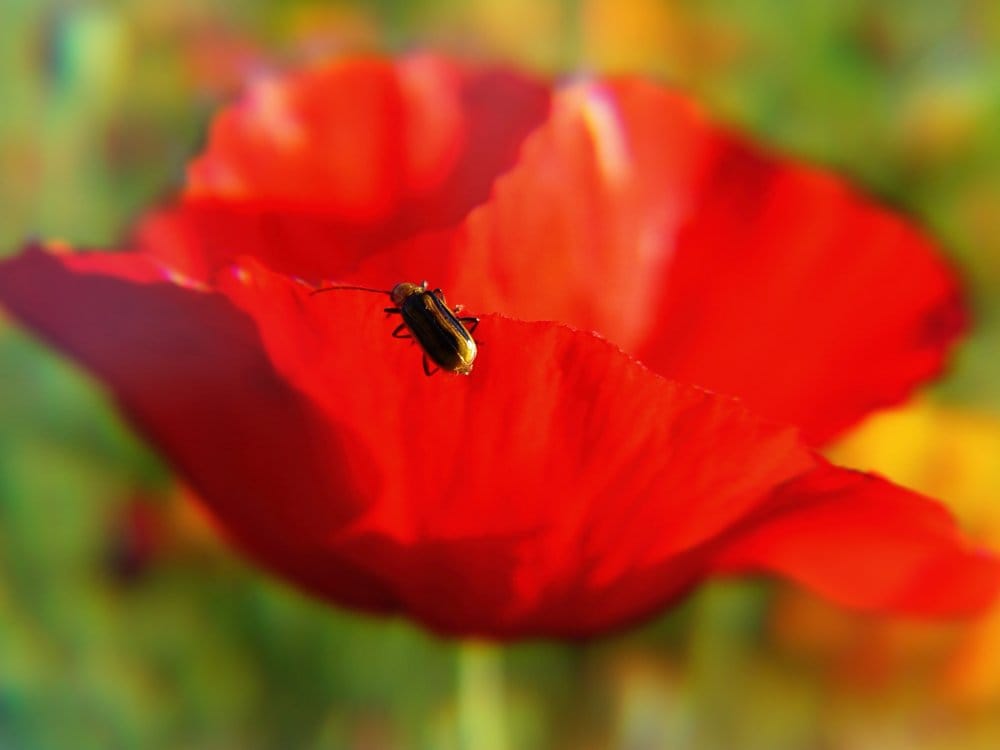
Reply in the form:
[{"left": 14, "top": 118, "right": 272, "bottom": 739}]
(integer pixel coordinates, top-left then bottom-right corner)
[{"left": 3, "top": 1, "right": 1000, "bottom": 748}]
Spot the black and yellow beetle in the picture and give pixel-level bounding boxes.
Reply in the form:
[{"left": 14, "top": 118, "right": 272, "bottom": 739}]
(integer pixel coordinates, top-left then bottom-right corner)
[{"left": 312, "top": 281, "right": 479, "bottom": 375}]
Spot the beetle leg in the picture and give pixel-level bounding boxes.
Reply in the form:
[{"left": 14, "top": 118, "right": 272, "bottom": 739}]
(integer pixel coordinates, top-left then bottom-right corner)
[
  {"left": 391, "top": 323, "right": 411, "bottom": 339},
  {"left": 422, "top": 353, "right": 439, "bottom": 377},
  {"left": 452, "top": 304, "right": 464, "bottom": 313},
  {"left": 384, "top": 306, "right": 401, "bottom": 316},
  {"left": 459, "top": 316, "right": 480, "bottom": 334}
]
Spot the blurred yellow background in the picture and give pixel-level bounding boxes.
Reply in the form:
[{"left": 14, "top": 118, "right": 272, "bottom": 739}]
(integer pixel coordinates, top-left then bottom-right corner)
[{"left": 3, "top": 1, "right": 1000, "bottom": 748}]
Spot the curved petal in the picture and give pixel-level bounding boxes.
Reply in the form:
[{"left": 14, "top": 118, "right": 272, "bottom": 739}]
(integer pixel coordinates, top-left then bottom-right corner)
[
  {"left": 215, "top": 259, "right": 995, "bottom": 635},
  {"left": 0, "top": 248, "right": 993, "bottom": 636},
  {"left": 136, "top": 55, "right": 550, "bottom": 281},
  {"left": 435, "top": 78, "right": 965, "bottom": 444},
  {"left": 218, "top": 259, "right": 814, "bottom": 544},
  {"left": 712, "top": 462, "right": 1000, "bottom": 617},
  {"left": 0, "top": 246, "right": 396, "bottom": 615},
  {"left": 640, "top": 151, "right": 966, "bottom": 445}
]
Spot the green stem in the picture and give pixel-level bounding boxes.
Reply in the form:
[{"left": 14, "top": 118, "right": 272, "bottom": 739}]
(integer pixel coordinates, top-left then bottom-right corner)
[{"left": 457, "top": 640, "right": 507, "bottom": 750}]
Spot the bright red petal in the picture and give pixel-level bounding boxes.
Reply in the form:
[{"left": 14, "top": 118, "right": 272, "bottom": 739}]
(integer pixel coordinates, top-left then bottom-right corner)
[
  {"left": 136, "top": 55, "right": 550, "bottom": 281},
  {"left": 436, "top": 78, "right": 965, "bottom": 444},
  {"left": 2, "top": 248, "right": 992, "bottom": 637},
  {"left": 712, "top": 462, "right": 999, "bottom": 617},
  {"left": 642, "top": 151, "right": 966, "bottom": 444},
  {"left": 218, "top": 258, "right": 994, "bottom": 635}
]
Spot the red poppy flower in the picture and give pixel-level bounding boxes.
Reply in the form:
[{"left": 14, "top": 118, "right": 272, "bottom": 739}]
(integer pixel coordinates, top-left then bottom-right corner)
[{"left": 1, "top": 55, "right": 995, "bottom": 638}]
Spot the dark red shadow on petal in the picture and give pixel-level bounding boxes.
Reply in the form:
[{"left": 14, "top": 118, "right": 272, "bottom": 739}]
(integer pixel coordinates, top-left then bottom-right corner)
[
  {"left": 0, "top": 246, "right": 398, "bottom": 614},
  {"left": 134, "top": 201, "right": 404, "bottom": 284},
  {"left": 143, "top": 56, "right": 550, "bottom": 282}
]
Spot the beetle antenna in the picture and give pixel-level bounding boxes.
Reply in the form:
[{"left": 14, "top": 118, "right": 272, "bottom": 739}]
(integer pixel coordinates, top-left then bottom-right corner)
[{"left": 311, "top": 284, "right": 390, "bottom": 296}]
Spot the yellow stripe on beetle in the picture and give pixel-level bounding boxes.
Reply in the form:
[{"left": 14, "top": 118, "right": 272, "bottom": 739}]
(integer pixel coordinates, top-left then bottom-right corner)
[{"left": 312, "top": 280, "right": 479, "bottom": 376}]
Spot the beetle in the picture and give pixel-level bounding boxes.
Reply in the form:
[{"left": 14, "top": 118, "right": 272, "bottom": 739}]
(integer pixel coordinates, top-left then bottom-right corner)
[{"left": 312, "top": 281, "right": 479, "bottom": 376}]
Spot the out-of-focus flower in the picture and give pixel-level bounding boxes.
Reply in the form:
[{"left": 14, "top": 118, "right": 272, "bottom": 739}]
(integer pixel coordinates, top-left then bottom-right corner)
[
  {"left": 105, "top": 493, "right": 168, "bottom": 584},
  {"left": 103, "top": 484, "right": 228, "bottom": 585},
  {"left": 580, "top": 0, "right": 685, "bottom": 72},
  {"left": 0, "top": 55, "right": 995, "bottom": 638}
]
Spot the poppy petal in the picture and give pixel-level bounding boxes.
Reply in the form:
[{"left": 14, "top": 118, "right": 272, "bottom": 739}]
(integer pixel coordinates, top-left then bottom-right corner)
[
  {"left": 137, "top": 55, "right": 550, "bottom": 281},
  {"left": 0, "top": 246, "right": 398, "bottom": 614},
  {"left": 215, "top": 259, "right": 817, "bottom": 557},
  {"left": 642, "top": 152, "right": 966, "bottom": 445},
  {"left": 0, "top": 248, "right": 994, "bottom": 636},
  {"left": 439, "top": 78, "right": 965, "bottom": 443},
  {"left": 712, "top": 462, "right": 999, "bottom": 617},
  {"left": 217, "top": 259, "right": 995, "bottom": 634}
]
